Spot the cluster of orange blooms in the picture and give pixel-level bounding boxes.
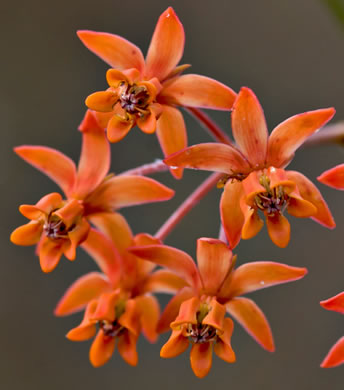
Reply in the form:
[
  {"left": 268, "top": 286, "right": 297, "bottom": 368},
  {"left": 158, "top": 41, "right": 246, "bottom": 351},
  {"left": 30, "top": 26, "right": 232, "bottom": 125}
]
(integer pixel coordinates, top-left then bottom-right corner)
[{"left": 11, "top": 7, "right": 344, "bottom": 378}]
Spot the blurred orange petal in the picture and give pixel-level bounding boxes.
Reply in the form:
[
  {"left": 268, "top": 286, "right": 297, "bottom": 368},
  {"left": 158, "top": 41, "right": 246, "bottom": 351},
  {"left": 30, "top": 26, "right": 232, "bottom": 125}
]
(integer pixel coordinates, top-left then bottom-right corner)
[
  {"left": 287, "top": 195, "right": 317, "bottom": 218},
  {"left": 321, "top": 337, "right": 344, "bottom": 368},
  {"left": 135, "top": 295, "right": 160, "bottom": 343},
  {"left": 85, "top": 91, "right": 118, "bottom": 112},
  {"left": 10, "top": 221, "right": 42, "bottom": 246},
  {"left": 190, "top": 342, "right": 213, "bottom": 378},
  {"left": 318, "top": 164, "right": 344, "bottom": 190},
  {"left": 117, "top": 331, "right": 138, "bottom": 366},
  {"left": 39, "top": 237, "right": 65, "bottom": 273},
  {"left": 241, "top": 207, "right": 264, "bottom": 240},
  {"left": 266, "top": 213, "right": 290, "bottom": 248},
  {"left": 214, "top": 318, "right": 236, "bottom": 363},
  {"left": 160, "top": 330, "right": 189, "bottom": 358},
  {"left": 107, "top": 114, "right": 133, "bottom": 143},
  {"left": 64, "top": 218, "right": 90, "bottom": 260},
  {"left": 143, "top": 269, "right": 188, "bottom": 294},
  {"left": 202, "top": 299, "right": 226, "bottom": 331},
  {"left": 66, "top": 301, "right": 98, "bottom": 341},
  {"left": 320, "top": 292, "right": 344, "bottom": 314},
  {"left": 136, "top": 109, "right": 157, "bottom": 134},
  {"left": 171, "top": 297, "right": 199, "bottom": 328},
  {"left": 89, "top": 330, "right": 116, "bottom": 367}
]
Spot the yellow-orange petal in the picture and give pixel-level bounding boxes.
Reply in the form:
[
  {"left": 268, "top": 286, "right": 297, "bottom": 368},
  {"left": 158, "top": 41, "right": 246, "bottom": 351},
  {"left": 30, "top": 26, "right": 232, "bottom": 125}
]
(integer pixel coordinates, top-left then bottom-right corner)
[
  {"left": 171, "top": 297, "right": 199, "bottom": 328},
  {"left": 77, "top": 30, "right": 145, "bottom": 73},
  {"left": 190, "top": 342, "right": 213, "bottom": 378},
  {"left": 321, "top": 337, "right": 344, "bottom": 368},
  {"left": 19, "top": 205, "right": 44, "bottom": 220},
  {"left": 156, "top": 105, "right": 187, "bottom": 179},
  {"left": 53, "top": 199, "right": 84, "bottom": 229},
  {"left": 226, "top": 297, "right": 275, "bottom": 352},
  {"left": 10, "top": 221, "right": 43, "bottom": 246},
  {"left": 107, "top": 114, "right": 133, "bottom": 143},
  {"left": 145, "top": 7, "right": 185, "bottom": 81},
  {"left": 267, "top": 108, "right": 335, "bottom": 168},
  {"left": 143, "top": 270, "right": 188, "bottom": 294},
  {"left": 91, "top": 291, "right": 120, "bottom": 322},
  {"left": 241, "top": 206, "right": 264, "bottom": 240},
  {"left": 320, "top": 292, "right": 344, "bottom": 314},
  {"left": 266, "top": 213, "right": 290, "bottom": 248},
  {"left": 35, "top": 192, "right": 64, "bottom": 214},
  {"left": 220, "top": 181, "right": 245, "bottom": 249},
  {"left": 55, "top": 272, "right": 111, "bottom": 316},
  {"left": 66, "top": 300, "right": 98, "bottom": 341},
  {"left": 64, "top": 218, "right": 91, "bottom": 260},
  {"left": 86, "top": 91, "right": 118, "bottom": 112},
  {"left": 39, "top": 237, "right": 65, "bottom": 273},
  {"left": 286, "top": 171, "right": 335, "bottom": 228},
  {"left": 318, "top": 164, "right": 344, "bottom": 190},
  {"left": 214, "top": 318, "right": 236, "bottom": 363},
  {"left": 136, "top": 110, "right": 157, "bottom": 134},
  {"left": 202, "top": 299, "right": 226, "bottom": 331},
  {"left": 161, "top": 74, "right": 236, "bottom": 110},
  {"left": 89, "top": 330, "right": 116, "bottom": 367},
  {"left": 106, "top": 68, "right": 130, "bottom": 88},
  {"left": 196, "top": 238, "right": 232, "bottom": 295},
  {"left": 231, "top": 87, "right": 268, "bottom": 166},
  {"left": 287, "top": 195, "right": 317, "bottom": 218},
  {"left": 14, "top": 146, "right": 77, "bottom": 197},
  {"left": 160, "top": 330, "right": 189, "bottom": 358},
  {"left": 135, "top": 295, "right": 160, "bottom": 343},
  {"left": 117, "top": 331, "right": 138, "bottom": 366}
]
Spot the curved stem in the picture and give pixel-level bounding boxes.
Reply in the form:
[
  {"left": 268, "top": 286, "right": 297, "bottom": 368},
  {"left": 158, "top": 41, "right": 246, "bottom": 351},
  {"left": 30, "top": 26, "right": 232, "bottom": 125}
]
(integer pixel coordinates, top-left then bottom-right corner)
[
  {"left": 155, "top": 172, "right": 222, "bottom": 241},
  {"left": 303, "top": 122, "right": 344, "bottom": 148},
  {"left": 185, "top": 107, "right": 234, "bottom": 146},
  {"left": 119, "top": 159, "right": 169, "bottom": 176}
]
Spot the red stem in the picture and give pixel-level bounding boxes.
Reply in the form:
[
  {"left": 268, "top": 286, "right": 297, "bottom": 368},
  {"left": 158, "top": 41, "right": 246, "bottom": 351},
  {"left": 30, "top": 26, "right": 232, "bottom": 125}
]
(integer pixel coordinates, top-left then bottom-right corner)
[
  {"left": 185, "top": 107, "right": 234, "bottom": 146},
  {"left": 119, "top": 159, "right": 169, "bottom": 176},
  {"left": 155, "top": 172, "right": 222, "bottom": 241}
]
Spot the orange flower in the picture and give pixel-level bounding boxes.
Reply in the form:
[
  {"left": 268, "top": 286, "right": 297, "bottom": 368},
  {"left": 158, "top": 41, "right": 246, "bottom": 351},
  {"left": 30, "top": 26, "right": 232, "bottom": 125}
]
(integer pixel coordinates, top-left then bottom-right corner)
[
  {"left": 55, "top": 213, "right": 186, "bottom": 367},
  {"left": 320, "top": 291, "right": 344, "bottom": 368},
  {"left": 78, "top": 7, "right": 237, "bottom": 178},
  {"left": 318, "top": 163, "right": 344, "bottom": 190},
  {"left": 11, "top": 110, "right": 174, "bottom": 272},
  {"left": 165, "top": 87, "right": 336, "bottom": 247},
  {"left": 130, "top": 237, "right": 307, "bottom": 378}
]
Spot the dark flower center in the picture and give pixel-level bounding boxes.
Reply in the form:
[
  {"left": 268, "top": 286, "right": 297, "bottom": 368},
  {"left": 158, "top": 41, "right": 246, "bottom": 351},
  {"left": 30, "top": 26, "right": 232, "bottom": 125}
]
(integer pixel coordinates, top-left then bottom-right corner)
[
  {"left": 186, "top": 323, "right": 217, "bottom": 344},
  {"left": 254, "top": 185, "right": 289, "bottom": 216},
  {"left": 43, "top": 214, "right": 70, "bottom": 239},
  {"left": 99, "top": 320, "right": 125, "bottom": 338},
  {"left": 119, "top": 83, "right": 150, "bottom": 115}
]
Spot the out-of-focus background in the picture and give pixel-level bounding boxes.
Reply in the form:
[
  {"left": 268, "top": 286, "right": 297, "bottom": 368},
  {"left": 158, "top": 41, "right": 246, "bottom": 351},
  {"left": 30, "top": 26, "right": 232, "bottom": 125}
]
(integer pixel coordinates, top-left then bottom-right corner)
[{"left": 1, "top": 0, "right": 344, "bottom": 388}]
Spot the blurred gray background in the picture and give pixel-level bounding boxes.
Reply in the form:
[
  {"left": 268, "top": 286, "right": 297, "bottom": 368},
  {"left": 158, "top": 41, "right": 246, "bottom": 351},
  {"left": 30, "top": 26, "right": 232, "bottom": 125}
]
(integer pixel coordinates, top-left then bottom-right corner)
[{"left": 1, "top": 0, "right": 344, "bottom": 388}]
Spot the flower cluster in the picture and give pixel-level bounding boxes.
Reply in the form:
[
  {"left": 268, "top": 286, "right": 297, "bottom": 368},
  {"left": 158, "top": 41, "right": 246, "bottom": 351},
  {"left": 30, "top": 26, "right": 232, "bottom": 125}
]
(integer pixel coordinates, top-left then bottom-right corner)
[{"left": 11, "top": 6, "right": 344, "bottom": 378}]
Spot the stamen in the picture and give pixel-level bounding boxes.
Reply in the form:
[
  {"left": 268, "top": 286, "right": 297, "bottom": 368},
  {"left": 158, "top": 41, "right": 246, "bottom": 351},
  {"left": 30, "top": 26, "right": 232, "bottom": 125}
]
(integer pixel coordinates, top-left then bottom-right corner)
[
  {"left": 186, "top": 322, "right": 218, "bottom": 344},
  {"left": 43, "top": 213, "right": 69, "bottom": 239},
  {"left": 119, "top": 83, "right": 150, "bottom": 115},
  {"left": 254, "top": 178, "right": 289, "bottom": 217},
  {"left": 99, "top": 320, "right": 125, "bottom": 338}
]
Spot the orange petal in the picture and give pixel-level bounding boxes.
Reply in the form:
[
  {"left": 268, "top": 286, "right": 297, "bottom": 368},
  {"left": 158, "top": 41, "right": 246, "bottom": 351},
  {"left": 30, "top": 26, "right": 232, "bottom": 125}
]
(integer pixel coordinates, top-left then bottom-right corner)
[
  {"left": 318, "top": 164, "right": 344, "bottom": 190},
  {"left": 231, "top": 87, "right": 268, "bottom": 166},
  {"left": 66, "top": 300, "right": 98, "bottom": 341},
  {"left": 156, "top": 105, "right": 187, "bottom": 179},
  {"left": 225, "top": 262, "right": 307, "bottom": 299},
  {"left": 321, "top": 337, "right": 344, "bottom": 368},
  {"left": 241, "top": 170, "right": 267, "bottom": 205},
  {"left": 55, "top": 272, "right": 111, "bottom": 316},
  {"left": 117, "top": 331, "right": 138, "bottom": 366},
  {"left": 73, "top": 110, "right": 110, "bottom": 199},
  {"left": 241, "top": 207, "right": 264, "bottom": 240},
  {"left": 143, "top": 269, "right": 188, "bottom": 294},
  {"left": 171, "top": 297, "right": 199, "bottom": 328},
  {"left": 14, "top": 146, "right": 77, "bottom": 197},
  {"left": 226, "top": 297, "right": 275, "bottom": 352},
  {"left": 287, "top": 195, "right": 317, "bottom": 217},
  {"left": 118, "top": 299, "right": 140, "bottom": 336},
  {"left": 10, "top": 221, "right": 42, "bottom": 246},
  {"left": 161, "top": 74, "right": 236, "bottom": 110},
  {"left": 196, "top": 238, "right": 232, "bottom": 295},
  {"left": 136, "top": 109, "right": 157, "bottom": 134},
  {"left": 77, "top": 30, "right": 145, "bottom": 73},
  {"left": 164, "top": 143, "right": 250, "bottom": 174},
  {"left": 135, "top": 295, "right": 160, "bottom": 343},
  {"left": 89, "top": 330, "right": 116, "bottom": 367},
  {"left": 81, "top": 228, "right": 121, "bottom": 286},
  {"left": 190, "top": 342, "right": 213, "bottom": 378},
  {"left": 286, "top": 171, "right": 335, "bottom": 228},
  {"left": 85, "top": 91, "right": 118, "bottom": 112},
  {"left": 220, "top": 181, "right": 245, "bottom": 249},
  {"left": 266, "top": 213, "right": 291, "bottom": 248},
  {"left": 19, "top": 205, "right": 44, "bottom": 220},
  {"left": 160, "top": 330, "right": 189, "bottom": 358},
  {"left": 202, "top": 299, "right": 226, "bottom": 331},
  {"left": 35, "top": 192, "right": 64, "bottom": 214},
  {"left": 85, "top": 175, "right": 174, "bottom": 211},
  {"left": 107, "top": 114, "right": 133, "bottom": 143},
  {"left": 53, "top": 199, "right": 84, "bottom": 229},
  {"left": 320, "top": 291, "right": 344, "bottom": 314},
  {"left": 268, "top": 107, "right": 336, "bottom": 168},
  {"left": 145, "top": 7, "right": 185, "bottom": 81},
  {"left": 92, "top": 291, "right": 119, "bottom": 322},
  {"left": 129, "top": 245, "right": 202, "bottom": 292},
  {"left": 39, "top": 237, "right": 65, "bottom": 273},
  {"left": 106, "top": 68, "right": 130, "bottom": 87},
  {"left": 214, "top": 317, "right": 236, "bottom": 363},
  {"left": 64, "top": 218, "right": 91, "bottom": 260}
]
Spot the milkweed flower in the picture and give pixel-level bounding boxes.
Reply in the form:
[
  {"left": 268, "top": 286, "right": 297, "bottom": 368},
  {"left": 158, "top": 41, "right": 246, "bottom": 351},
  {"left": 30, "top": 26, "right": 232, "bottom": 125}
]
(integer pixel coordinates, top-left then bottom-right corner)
[
  {"left": 318, "top": 164, "right": 344, "bottom": 190},
  {"left": 79, "top": 7, "right": 237, "bottom": 178},
  {"left": 11, "top": 110, "right": 174, "bottom": 272},
  {"left": 130, "top": 237, "right": 307, "bottom": 377},
  {"left": 165, "top": 87, "right": 336, "bottom": 247},
  {"left": 55, "top": 213, "right": 186, "bottom": 367},
  {"left": 320, "top": 291, "right": 344, "bottom": 368}
]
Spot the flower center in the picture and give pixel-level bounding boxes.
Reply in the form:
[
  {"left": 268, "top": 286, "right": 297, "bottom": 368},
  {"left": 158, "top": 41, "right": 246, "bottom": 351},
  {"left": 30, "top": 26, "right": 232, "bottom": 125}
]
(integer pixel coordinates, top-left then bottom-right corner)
[
  {"left": 99, "top": 320, "right": 125, "bottom": 338},
  {"left": 43, "top": 213, "right": 70, "bottom": 239},
  {"left": 186, "top": 323, "right": 217, "bottom": 344},
  {"left": 119, "top": 82, "right": 150, "bottom": 115}
]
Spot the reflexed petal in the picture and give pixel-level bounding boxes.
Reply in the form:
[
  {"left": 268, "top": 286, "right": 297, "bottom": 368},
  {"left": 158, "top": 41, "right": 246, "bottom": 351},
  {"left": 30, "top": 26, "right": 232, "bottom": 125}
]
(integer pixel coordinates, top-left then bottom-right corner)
[
  {"left": 10, "top": 221, "right": 42, "bottom": 246},
  {"left": 145, "top": 7, "right": 185, "bottom": 81},
  {"left": 267, "top": 108, "right": 336, "bottom": 168},
  {"left": 129, "top": 245, "right": 202, "bottom": 292},
  {"left": 39, "top": 237, "right": 65, "bottom": 273},
  {"left": 107, "top": 114, "right": 133, "bottom": 143},
  {"left": 143, "top": 269, "right": 188, "bottom": 294},
  {"left": 160, "top": 330, "right": 189, "bottom": 358},
  {"left": 156, "top": 105, "right": 187, "bottom": 179},
  {"left": 214, "top": 318, "right": 236, "bottom": 363},
  {"left": 77, "top": 30, "right": 145, "bottom": 73},
  {"left": 241, "top": 171, "right": 266, "bottom": 205},
  {"left": 287, "top": 195, "right": 317, "bottom": 217},
  {"left": 136, "top": 110, "right": 157, "bottom": 134},
  {"left": 135, "top": 295, "right": 160, "bottom": 343},
  {"left": 161, "top": 74, "right": 236, "bottom": 110},
  {"left": 225, "top": 262, "right": 307, "bottom": 299},
  {"left": 286, "top": 171, "right": 335, "bottom": 228},
  {"left": 220, "top": 181, "right": 245, "bottom": 249},
  {"left": 164, "top": 143, "right": 250, "bottom": 174},
  {"left": 85, "top": 91, "right": 118, "bottom": 112},
  {"left": 74, "top": 110, "right": 110, "bottom": 198},
  {"left": 64, "top": 218, "right": 91, "bottom": 260},
  {"left": 321, "top": 337, "right": 344, "bottom": 368},
  {"left": 55, "top": 272, "right": 111, "bottom": 316},
  {"left": 266, "top": 213, "right": 291, "bottom": 248},
  {"left": 35, "top": 192, "right": 63, "bottom": 214},
  {"left": 231, "top": 87, "right": 268, "bottom": 166},
  {"left": 196, "top": 238, "right": 232, "bottom": 295},
  {"left": 190, "top": 342, "right": 213, "bottom": 378},
  {"left": 118, "top": 300, "right": 140, "bottom": 336},
  {"left": 106, "top": 68, "right": 130, "bottom": 87},
  {"left": 226, "top": 297, "right": 275, "bottom": 352},
  {"left": 318, "top": 164, "right": 344, "bottom": 190},
  {"left": 66, "top": 301, "right": 98, "bottom": 341},
  {"left": 92, "top": 291, "right": 119, "bottom": 322},
  {"left": 14, "top": 146, "right": 77, "bottom": 197},
  {"left": 19, "top": 205, "right": 44, "bottom": 220},
  {"left": 202, "top": 299, "right": 226, "bottom": 331},
  {"left": 241, "top": 207, "right": 264, "bottom": 240},
  {"left": 89, "top": 330, "right": 116, "bottom": 367},
  {"left": 117, "top": 332, "right": 138, "bottom": 366},
  {"left": 171, "top": 297, "right": 199, "bottom": 328},
  {"left": 320, "top": 292, "right": 344, "bottom": 314}
]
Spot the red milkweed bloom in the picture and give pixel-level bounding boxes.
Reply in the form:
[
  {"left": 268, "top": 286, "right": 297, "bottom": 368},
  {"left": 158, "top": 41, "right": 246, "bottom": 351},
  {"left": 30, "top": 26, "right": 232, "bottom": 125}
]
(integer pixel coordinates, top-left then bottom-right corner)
[
  {"left": 55, "top": 213, "right": 186, "bottom": 367},
  {"left": 79, "top": 7, "right": 237, "bottom": 178},
  {"left": 165, "top": 87, "right": 336, "bottom": 247},
  {"left": 130, "top": 237, "right": 307, "bottom": 377},
  {"left": 320, "top": 291, "right": 344, "bottom": 368},
  {"left": 10, "top": 110, "right": 174, "bottom": 272},
  {"left": 318, "top": 164, "right": 344, "bottom": 190}
]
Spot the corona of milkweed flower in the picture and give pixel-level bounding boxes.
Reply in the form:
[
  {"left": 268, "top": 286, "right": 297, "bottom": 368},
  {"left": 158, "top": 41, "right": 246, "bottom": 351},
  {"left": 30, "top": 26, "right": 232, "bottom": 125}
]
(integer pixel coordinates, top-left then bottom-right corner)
[
  {"left": 165, "top": 87, "right": 336, "bottom": 247},
  {"left": 320, "top": 291, "right": 344, "bottom": 368},
  {"left": 11, "top": 110, "right": 174, "bottom": 272},
  {"left": 79, "top": 7, "right": 237, "bottom": 178},
  {"left": 318, "top": 164, "right": 344, "bottom": 190},
  {"left": 56, "top": 213, "right": 186, "bottom": 367},
  {"left": 130, "top": 237, "right": 307, "bottom": 377}
]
